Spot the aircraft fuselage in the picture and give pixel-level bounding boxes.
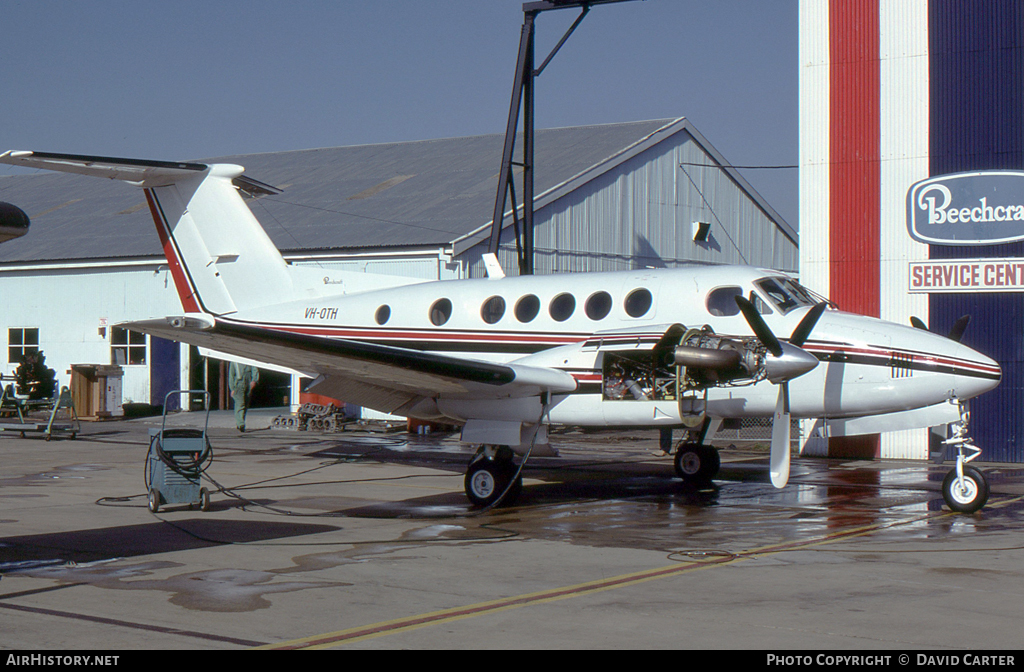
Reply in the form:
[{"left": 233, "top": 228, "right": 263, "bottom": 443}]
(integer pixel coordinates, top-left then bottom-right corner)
[{"left": 232, "top": 264, "right": 1001, "bottom": 427}]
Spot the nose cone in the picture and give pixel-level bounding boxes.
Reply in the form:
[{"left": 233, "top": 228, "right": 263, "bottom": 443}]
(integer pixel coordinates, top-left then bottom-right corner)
[
  {"left": 951, "top": 342, "right": 1002, "bottom": 400},
  {"left": 765, "top": 342, "right": 820, "bottom": 383}
]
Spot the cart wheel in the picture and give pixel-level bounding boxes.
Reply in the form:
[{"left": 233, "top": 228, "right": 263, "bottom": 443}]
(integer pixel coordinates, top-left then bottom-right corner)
[
  {"left": 148, "top": 489, "right": 160, "bottom": 513},
  {"left": 199, "top": 487, "right": 210, "bottom": 512}
]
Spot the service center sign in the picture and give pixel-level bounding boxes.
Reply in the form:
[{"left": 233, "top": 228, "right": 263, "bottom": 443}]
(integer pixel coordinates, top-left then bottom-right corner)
[
  {"left": 909, "top": 258, "right": 1024, "bottom": 293},
  {"left": 907, "top": 170, "right": 1024, "bottom": 245},
  {"left": 907, "top": 171, "right": 1024, "bottom": 293}
]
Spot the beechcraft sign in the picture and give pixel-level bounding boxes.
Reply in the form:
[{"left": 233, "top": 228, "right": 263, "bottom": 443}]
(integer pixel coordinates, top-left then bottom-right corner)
[{"left": 907, "top": 170, "right": 1024, "bottom": 245}]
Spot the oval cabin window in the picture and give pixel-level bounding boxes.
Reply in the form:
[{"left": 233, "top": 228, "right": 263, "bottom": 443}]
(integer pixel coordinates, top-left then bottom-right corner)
[
  {"left": 549, "top": 293, "right": 576, "bottom": 322},
  {"left": 430, "top": 298, "right": 453, "bottom": 326},
  {"left": 375, "top": 305, "right": 391, "bottom": 325},
  {"left": 481, "top": 296, "right": 506, "bottom": 324},
  {"left": 624, "top": 288, "right": 653, "bottom": 318},
  {"left": 705, "top": 287, "right": 742, "bottom": 317},
  {"left": 515, "top": 294, "right": 540, "bottom": 323},
  {"left": 585, "top": 291, "right": 613, "bottom": 320}
]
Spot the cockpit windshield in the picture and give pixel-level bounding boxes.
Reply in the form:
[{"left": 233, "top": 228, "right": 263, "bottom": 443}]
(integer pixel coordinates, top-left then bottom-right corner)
[{"left": 754, "top": 277, "right": 816, "bottom": 315}]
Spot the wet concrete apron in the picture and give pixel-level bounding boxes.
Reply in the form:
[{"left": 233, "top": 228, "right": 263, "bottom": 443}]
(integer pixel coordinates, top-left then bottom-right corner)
[{"left": 2, "top": 422, "right": 1023, "bottom": 648}]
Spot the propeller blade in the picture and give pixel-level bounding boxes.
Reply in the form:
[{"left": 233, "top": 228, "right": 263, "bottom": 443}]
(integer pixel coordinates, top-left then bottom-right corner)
[
  {"left": 735, "top": 295, "right": 783, "bottom": 357},
  {"left": 789, "top": 302, "right": 827, "bottom": 347},
  {"left": 909, "top": 314, "right": 970, "bottom": 342},
  {"left": 948, "top": 315, "right": 971, "bottom": 342},
  {"left": 770, "top": 384, "right": 791, "bottom": 488}
]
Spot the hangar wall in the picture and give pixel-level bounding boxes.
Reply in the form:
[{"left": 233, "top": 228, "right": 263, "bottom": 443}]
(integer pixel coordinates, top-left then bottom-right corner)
[
  {"left": 0, "top": 261, "right": 186, "bottom": 406},
  {"left": 799, "top": 0, "right": 1024, "bottom": 462},
  {"left": 467, "top": 128, "right": 798, "bottom": 276}
]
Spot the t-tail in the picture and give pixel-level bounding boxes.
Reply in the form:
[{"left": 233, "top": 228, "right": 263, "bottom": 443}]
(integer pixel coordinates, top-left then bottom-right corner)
[{"left": 0, "top": 151, "right": 293, "bottom": 316}]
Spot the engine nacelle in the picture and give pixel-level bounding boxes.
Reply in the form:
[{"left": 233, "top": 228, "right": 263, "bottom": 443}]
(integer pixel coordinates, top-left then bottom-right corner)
[{"left": 0, "top": 202, "right": 30, "bottom": 244}]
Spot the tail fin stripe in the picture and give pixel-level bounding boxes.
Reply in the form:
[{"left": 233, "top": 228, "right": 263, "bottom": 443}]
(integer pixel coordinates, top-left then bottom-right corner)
[{"left": 145, "top": 188, "right": 202, "bottom": 313}]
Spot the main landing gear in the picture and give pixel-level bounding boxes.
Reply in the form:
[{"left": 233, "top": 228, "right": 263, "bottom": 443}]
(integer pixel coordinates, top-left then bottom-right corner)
[
  {"left": 665, "top": 420, "right": 721, "bottom": 486},
  {"left": 464, "top": 445, "right": 523, "bottom": 508},
  {"left": 941, "top": 404, "right": 989, "bottom": 514},
  {"left": 673, "top": 442, "right": 721, "bottom": 485}
]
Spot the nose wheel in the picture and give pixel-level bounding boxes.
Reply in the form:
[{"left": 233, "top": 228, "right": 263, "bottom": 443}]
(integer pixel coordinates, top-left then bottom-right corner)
[{"left": 942, "top": 465, "right": 989, "bottom": 513}]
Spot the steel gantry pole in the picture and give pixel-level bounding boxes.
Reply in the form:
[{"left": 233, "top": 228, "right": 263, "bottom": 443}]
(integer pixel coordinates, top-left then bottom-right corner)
[{"left": 487, "top": 0, "right": 637, "bottom": 276}]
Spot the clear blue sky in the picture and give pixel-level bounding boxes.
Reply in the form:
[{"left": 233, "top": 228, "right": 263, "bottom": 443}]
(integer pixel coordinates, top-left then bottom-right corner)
[{"left": 1, "top": 0, "right": 798, "bottom": 225}]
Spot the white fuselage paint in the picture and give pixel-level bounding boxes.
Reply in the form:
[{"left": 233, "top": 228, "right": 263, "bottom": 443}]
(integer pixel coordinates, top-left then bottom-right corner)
[{"left": 231, "top": 264, "right": 1001, "bottom": 428}]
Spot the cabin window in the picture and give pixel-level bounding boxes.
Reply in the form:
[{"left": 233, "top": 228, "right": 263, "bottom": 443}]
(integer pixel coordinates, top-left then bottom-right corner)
[
  {"left": 429, "top": 298, "right": 453, "bottom": 326},
  {"left": 624, "top": 288, "right": 653, "bottom": 318},
  {"left": 585, "top": 291, "right": 613, "bottom": 320},
  {"left": 111, "top": 327, "right": 146, "bottom": 366},
  {"left": 706, "top": 286, "right": 742, "bottom": 317},
  {"left": 375, "top": 305, "right": 391, "bottom": 325},
  {"left": 481, "top": 296, "right": 506, "bottom": 324},
  {"left": 755, "top": 277, "right": 814, "bottom": 315},
  {"left": 549, "top": 293, "right": 576, "bottom": 322},
  {"left": 750, "top": 292, "right": 772, "bottom": 315},
  {"left": 515, "top": 294, "right": 540, "bottom": 323},
  {"left": 8, "top": 327, "right": 39, "bottom": 364}
]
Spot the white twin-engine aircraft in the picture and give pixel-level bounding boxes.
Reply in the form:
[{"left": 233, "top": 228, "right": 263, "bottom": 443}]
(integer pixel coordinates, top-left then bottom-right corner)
[{"left": 0, "top": 151, "right": 1003, "bottom": 512}]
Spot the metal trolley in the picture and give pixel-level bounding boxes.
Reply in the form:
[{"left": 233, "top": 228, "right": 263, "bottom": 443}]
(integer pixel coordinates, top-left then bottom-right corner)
[{"left": 145, "top": 390, "right": 212, "bottom": 513}]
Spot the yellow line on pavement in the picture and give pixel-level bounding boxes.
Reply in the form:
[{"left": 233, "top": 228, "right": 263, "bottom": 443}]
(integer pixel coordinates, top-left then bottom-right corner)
[{"left": 259, "top": 504, "right": 966, "bottom": 650}]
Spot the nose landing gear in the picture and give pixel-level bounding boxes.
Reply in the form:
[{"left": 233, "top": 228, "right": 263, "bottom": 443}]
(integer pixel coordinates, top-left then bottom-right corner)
[{"left": 941, "top": 403, "right": 989, "bottom": 514}]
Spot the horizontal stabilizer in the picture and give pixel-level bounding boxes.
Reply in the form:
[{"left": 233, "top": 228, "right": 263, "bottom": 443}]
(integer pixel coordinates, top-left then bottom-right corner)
[{"left": 0, "top": 150, "right": 207, "bottom": 187}]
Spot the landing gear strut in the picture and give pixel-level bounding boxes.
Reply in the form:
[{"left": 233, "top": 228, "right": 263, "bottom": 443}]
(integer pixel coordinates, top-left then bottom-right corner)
[
  {"left": 464, "top": 445, "right": 522, "bottom": 507},
  {"left": 941, "top": 402, "right": 989, "bottom": 514}
]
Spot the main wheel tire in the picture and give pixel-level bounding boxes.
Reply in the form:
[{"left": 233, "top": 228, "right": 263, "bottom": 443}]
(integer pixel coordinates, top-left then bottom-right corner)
[
  {"left": 674, "top": 443, "right": 720, "bottom": 484},
  {"left": 942, "top": 466, "right": 989, "bottom": 513},
  {"left": 464, "top": 457, "right": 521, "bottom": 507}
]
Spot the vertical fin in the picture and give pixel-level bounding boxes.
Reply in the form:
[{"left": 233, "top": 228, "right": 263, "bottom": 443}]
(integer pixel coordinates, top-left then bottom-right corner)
[
  {"left": 145, "top": 164, "right": 293, "bottom": 315},
  {"left": 0, "top": 152, "right": 294, "bottom": 316}
]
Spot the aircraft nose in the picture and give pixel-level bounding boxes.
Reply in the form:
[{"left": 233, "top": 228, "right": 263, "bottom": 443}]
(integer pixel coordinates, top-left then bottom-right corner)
[{"left": 951, "top": 342, "right": 1002, "bottom": 400}]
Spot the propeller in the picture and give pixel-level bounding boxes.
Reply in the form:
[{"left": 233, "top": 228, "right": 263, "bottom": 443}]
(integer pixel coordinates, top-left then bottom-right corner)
[
  {"left": 910, "top": 314, "right": 971, "bottom": 342},
  {"left": 789, "top": 302, "right": 827, "bottom": 347},
  {"left": 949, "top": 315, "right": 971, "bottom": 342},
  {"left": 735, "top": 297, "right": 827, "bottom": 488}
]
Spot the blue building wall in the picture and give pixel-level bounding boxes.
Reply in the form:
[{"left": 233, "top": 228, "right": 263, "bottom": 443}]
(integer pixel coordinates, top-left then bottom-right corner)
[{"left": 929, "top": 0, "right": 1024, "bottom": 461}]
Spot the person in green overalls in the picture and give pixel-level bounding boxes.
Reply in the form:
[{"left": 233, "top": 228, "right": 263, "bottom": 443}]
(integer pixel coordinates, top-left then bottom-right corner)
[{"left": 228, "top": 362, "right": 259, "bottom": 432}]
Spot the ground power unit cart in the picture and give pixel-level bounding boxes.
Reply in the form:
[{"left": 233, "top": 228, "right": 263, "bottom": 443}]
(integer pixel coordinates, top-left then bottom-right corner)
[{"left": 146, "top": 390, "right": 212, "bottom": 513}]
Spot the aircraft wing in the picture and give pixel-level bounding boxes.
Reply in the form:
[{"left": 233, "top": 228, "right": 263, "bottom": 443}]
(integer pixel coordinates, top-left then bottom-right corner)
[{"left": 126, "top": 316, "right": 577, "bottom": 415}]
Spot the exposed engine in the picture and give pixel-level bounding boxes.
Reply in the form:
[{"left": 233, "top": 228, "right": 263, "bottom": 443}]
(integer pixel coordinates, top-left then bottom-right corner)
[
  {"left": 600, "top": 326, "right": 769, "bottom": 406},
  {"left": 672, "top": 327, "right": 767, "bottom": 391}
]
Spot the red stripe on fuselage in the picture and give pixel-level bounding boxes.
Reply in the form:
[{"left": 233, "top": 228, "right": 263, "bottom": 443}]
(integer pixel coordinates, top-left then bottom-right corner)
[{"left": 283, "top": 325, "right": 584, "bottom": 345}]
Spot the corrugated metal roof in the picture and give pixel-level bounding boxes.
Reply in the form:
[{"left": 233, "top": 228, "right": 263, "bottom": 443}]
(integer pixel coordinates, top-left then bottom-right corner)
[{"left": 0, "top": 117, "right": 793, "bottom": 263}]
